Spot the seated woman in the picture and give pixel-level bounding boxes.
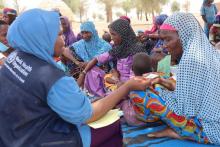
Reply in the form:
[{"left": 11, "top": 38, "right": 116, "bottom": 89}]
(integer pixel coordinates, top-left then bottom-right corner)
[
  {"left": 78, "top": 19, "right": 146, "bottom": 97},
  {"left": 2, "top": 8, "right": 17, "bottom": 25},
  {"left": 150, "top": 14, "right": 169, "bottom": 54},
  {"left": 143, "top": 14, "right": 168, "bottom": 54},
  {"left": 0, "top": 9, "right": 151, "bottom": 147},
  {"left": 71, "top": 21, "right": 112, "bottom": 62},
  {"left": 0, "top": 20, "right": 14, "bottom": 67},
  {"left": 60, "top": 16, "right": 77, "bottom": 47},
  {"left": 64, "top": 21, "right": 112, "bottom": 78},
  {"left": 132, "top": 12, "right": 220, "bottom": 145},
  {"left": 144, "top": 14, "right": 168, "bottom": 35}
]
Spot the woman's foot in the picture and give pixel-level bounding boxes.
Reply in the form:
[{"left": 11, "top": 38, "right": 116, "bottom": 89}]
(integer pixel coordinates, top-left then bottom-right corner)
[{"left": 147, "top": 128, "right": 181, "bottom": 139}]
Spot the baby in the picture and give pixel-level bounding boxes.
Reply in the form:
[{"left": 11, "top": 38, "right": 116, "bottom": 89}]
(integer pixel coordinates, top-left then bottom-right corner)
[
  {"left": 123, "top": 53, "right": 162, "bottom": 126},
  {"left": 132, "top": 53, "right": 153, "bottom": 76},
  {"left": 104, "top": 52, "right": 154, "bottom": 93},
  {"left": 128, "top": 53, "right": 176, "bottom": 124}
]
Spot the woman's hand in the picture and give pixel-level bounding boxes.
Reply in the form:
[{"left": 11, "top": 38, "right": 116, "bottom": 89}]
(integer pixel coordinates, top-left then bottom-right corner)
[
  {"left": 87, "top": 76, "right": 151, "bottom": 123},
  {"left": 125, "top": 76, "right": 152, "bottom": 91},
  {"left": 151, "top": 77, "right": 176, "bottom": 91},
  {"left": 115, "top": 81, "right": 123, "bottom": 88},
  {"left": 78, "top": 62, "right": 88, "bottom": 69},
  {"left": 77, "top": 72, "right": 86, "bottom": 87},
  {"left": 152, "top": 47, "right": 163, "bottom": 53},
  {"left": 62, "top": 47, "right": 81, "bottom": 65}
]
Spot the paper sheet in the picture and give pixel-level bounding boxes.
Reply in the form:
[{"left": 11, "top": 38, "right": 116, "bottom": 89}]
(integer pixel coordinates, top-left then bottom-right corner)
[
  {"left": 88, "top": 109, "right": 123, "bottom": 129},
  {"left": 145, "top": 73, "right": 159, "bottom": 79},
  {"left": 157, "top": 55, "right": 171, "bottom": 77},
  {"left": 0, "top": 53, "right": 5, "bottom": 59}
]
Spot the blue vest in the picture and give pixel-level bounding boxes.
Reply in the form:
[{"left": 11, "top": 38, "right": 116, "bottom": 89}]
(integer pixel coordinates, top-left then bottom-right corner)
[{"left": 0, "top": 51, "right": 82, "bottom": 147}]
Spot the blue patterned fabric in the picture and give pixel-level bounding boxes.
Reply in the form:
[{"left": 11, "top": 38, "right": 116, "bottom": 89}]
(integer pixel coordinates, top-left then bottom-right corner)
[
  {"left": 71, "top": 21, "right": 112, "bottom": 62},
  {"left": 122, "top": 123, "right": 217, "bottom": 147},
  {"left": 160, "top": 13, "right": 220, "bottom": 144}
]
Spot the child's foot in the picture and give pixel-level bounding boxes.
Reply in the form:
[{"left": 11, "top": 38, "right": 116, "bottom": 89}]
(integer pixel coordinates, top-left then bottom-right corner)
[{"left": 147, "top": 128, "right": 181, "bottom": 139}]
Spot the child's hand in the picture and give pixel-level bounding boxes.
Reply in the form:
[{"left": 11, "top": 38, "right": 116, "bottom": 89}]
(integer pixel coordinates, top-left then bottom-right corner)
[{"left": 151, "top": 78, "right": 176, "bottom": 91}]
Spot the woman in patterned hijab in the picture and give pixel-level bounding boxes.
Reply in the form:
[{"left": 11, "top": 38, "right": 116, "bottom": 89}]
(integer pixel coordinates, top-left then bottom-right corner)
[
  {"left": 108, "top": 19, "right": 145, "bottom": 59},
  {"left": 77, "top": 19, "right": 146, "bottom": 96},
  {"left": 160, "top": 13, "right": 220, "bottom": 144},
  {"left": 141, "top": 12, "right": 220, "bottom": 145},
  {"left": 148, "top": 13, "right": 220, "bottom": 145}
]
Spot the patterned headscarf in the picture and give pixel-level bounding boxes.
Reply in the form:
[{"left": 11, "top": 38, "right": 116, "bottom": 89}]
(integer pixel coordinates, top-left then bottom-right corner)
[
  {"left": 71, "top": 21, "right": 111, "bottom": 62},
  {"left": 108, "top": 19, "right": 145, "bottom": 59},
  {"left": 60, "top": 16, "right": 77, "bottom": 47},
  {"left": 160, "top": 13, "right": 220, "bottom": 144}
]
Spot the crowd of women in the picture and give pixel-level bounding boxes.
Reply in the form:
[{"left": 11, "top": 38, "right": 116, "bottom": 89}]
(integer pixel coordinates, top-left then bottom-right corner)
[{"left": 0, "top": 2, "right": 220, "bottom": 146}]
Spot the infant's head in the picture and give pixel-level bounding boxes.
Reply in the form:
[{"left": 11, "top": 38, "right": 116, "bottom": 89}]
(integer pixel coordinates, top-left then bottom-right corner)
[{"left": 132, "top": 53, "right": 152, "bottom": 76}]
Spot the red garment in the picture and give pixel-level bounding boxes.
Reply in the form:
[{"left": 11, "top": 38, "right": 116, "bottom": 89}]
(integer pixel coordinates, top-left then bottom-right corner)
[
  {"left": 144, "top": 16, "right": 157, "bottom": 35},
  {"left": 144, "top": 24, "right": 157, "bottom": 35}
]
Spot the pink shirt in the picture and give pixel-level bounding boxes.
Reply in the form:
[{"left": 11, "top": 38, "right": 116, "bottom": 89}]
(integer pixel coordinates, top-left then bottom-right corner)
[{"left": 96, "top": 52, "right": 134, "bottom": 82}]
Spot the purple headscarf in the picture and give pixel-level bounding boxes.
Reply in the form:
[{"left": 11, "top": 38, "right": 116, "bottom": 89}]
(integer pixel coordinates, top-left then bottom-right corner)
[
  {"left": 60, "top": 16, "right": 77, "bottom": 47},
  {"left": 155, "top": 14, "right": 168, "bottom": 26}
]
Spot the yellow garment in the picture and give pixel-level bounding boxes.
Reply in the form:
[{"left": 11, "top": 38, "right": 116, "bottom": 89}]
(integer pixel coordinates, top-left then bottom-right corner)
[{"left": 104, "top": 74, "right": 118, "bottom": 92}]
